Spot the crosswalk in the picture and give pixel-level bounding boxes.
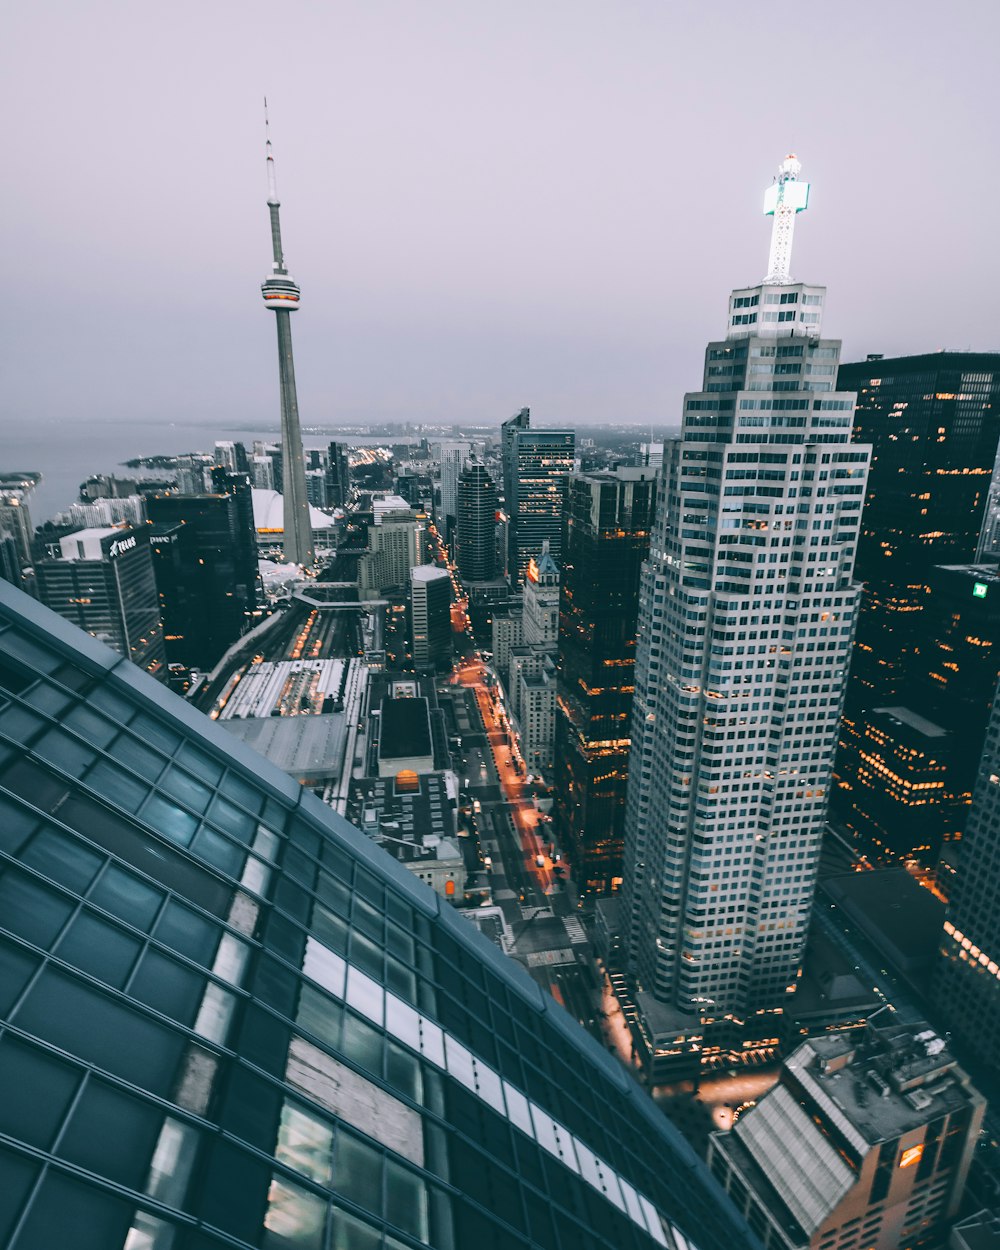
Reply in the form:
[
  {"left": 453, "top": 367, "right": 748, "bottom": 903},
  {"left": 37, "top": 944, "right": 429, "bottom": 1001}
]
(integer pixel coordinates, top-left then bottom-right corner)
[{"left": 562, "top": 915, "right": 588, "bottom": 945}]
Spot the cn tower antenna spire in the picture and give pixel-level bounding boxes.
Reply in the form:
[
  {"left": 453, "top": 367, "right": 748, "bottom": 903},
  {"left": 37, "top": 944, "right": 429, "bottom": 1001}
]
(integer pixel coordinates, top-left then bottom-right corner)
[
  {"left": 762, "top": 153, "right": 810, "bottom": 285},
  {"left": 259, "top": 104, "right": 314, "bottom": 568}
]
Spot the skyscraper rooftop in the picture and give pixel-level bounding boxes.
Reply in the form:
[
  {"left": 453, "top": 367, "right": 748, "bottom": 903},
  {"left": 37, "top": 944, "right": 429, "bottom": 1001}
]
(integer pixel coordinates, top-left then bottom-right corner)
[{"left": 0, "top": 579, "right": 755, "bottom": 1250}]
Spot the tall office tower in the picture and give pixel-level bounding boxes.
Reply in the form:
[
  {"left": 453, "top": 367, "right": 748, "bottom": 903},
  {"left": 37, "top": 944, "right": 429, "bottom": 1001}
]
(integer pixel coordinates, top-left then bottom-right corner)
[
  {"left": 0, "top": 530, "right": 24, "bottom": 589},
  {"left": 358, "top": 517, "right": 421, "bottom": 598},
  {"left": 147, "top": 489, "right": 256, "bottom": 671},
  {"left": 438, "top": 442, "right": 469, "bottom": 531},
  {"left": 326, "top": 440, "right": 350, "bottom": 509},
  {"left": 214, "top": 441, "right": 239, "bottom": 472},
  {"left": 210, "top": 467, "right": 261, "bottom": 624},
  {"left": 410, "top": 564, "right": 452, "bottom": 670},
  {"left": 709, "top": 1021, "right": 984, "bottom": 1250},
  {"left": 522, "top": 543, "right": 560, "bottom": 646},
  {"left": 507, "top": 426, "right": 576, "bottom": 587},
  {"left": 837, "top": 351, "right": 1000, "bottom": 709},
  {"left": 934, "top": 671, "right": 1000, "bottom": 1071},
  {"left": 501, "top": 405, "right": 530, "bottom": 509},
  {"left": 456, "top": 459, "right": 497, "bottom": 582},
  {"left": 620, "top": 157, "right": 870, "bottom": 1080},
  {"left": 0, "top": 580, "right": 757, "bottom": 1250},
  {"left": 554, "top": 469, "right": 655, "bottom": 895},
  {"left": 260, "top": 109, "right": 314, "bottom": 567},
  {"left": 0, "top": 490, "right": 35, "bottom": 567},
  {"left": 35, "top": 527, "right": 166, "bottom": 680}
]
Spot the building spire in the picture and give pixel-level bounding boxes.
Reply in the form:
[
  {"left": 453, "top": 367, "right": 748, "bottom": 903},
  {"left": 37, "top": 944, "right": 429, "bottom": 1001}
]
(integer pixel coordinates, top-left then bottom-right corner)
[
  {"left": 763, "top": 154, "right": 810, "bottom": 285},
  {"left": 264, "top": 98, "right": 285, "bottom": 272}
]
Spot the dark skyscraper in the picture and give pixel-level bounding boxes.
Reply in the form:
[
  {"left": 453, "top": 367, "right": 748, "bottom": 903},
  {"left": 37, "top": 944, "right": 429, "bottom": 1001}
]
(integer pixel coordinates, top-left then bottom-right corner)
[
  {"left": 0, "top": 578, "right": 757, "bottom": 1250},
  {"left": 505, "top": 424, "right": 575, "bottom": 587},
  {"left": 146, "top": 490, "right": 255, "bottom": 672},
  {"left": 555, "top": 469, "right": 655, "bottom": 896},
  {"left": 935, "top": 671, "right": 1000, "bottom": 1072},
  {"left": 261, "top": 108, "right": 314, "bottom": 567},
  {"left": 34, "top": 526, "right": 166, "bottom": 681},
  {"left": 456, "top": 459, "right": 497, "bottom": 582},
  {"left": 838, "top": 351, "right": 1000, "bottom": 708},
  {"left": 326, "top": 440, "right": 350, "bottom": 509}
]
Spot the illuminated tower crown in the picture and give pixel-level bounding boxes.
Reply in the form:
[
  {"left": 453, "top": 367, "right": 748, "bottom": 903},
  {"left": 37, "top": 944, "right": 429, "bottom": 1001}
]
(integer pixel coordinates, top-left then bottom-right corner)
[{"left": 763, "top": 153, "right": 810, "bottom": 285}]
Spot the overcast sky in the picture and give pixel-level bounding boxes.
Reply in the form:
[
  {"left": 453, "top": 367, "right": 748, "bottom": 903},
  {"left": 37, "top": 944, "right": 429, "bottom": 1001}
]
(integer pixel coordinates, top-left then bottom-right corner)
[{"left": 4, "top": 0, "right": 999, "bottom": 433}]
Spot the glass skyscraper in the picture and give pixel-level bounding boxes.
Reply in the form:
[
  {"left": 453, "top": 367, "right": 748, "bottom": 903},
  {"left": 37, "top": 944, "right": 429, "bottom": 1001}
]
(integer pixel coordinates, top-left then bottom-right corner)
[
  {"left": 619, "top": 160, "right": 871, "bottom": 1078},
  {"left": 0, "top": 580, "right": 754, "bottom": 1250}
]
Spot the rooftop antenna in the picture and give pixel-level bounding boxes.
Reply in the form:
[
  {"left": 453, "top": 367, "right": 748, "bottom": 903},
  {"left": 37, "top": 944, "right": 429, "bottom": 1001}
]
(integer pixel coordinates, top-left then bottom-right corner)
[{"left": 763, "top": 154, "right": 810, "bottom": 285}]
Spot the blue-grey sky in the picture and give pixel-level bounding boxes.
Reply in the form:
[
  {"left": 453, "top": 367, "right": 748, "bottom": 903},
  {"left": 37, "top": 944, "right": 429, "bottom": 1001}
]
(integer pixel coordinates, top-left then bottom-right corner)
[{"left": 5, "top": 0, "right": 999, "bottom": 433}]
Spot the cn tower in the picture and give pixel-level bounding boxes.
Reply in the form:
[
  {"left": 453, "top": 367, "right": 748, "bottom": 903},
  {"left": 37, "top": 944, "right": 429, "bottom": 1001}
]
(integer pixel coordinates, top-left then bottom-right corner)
[{"left": 261, "top": 104, "right": 314, "bottom": 567}]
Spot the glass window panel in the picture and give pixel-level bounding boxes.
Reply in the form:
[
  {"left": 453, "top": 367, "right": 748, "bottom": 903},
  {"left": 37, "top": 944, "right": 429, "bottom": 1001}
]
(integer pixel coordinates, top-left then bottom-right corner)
[
  {"left": 0, "top": 794, "right": 38, "bottom": 854},
  {"left": 329, "top": 1207, "right": 382, "bottom": 1250},
  {"left": 296, "top": 984, "right": 344, "bottom": 1052},
  {"left": 141, "top": 793, "right": 199, "bottom": 847},
  {"left": 58, "top": 1079, "right": 166, "bottom": 1189},
  {"left": 13, "top": 1167, "right": 134, "bottom": 1250},
  {"left": 262, "top": 1176, "right": 326, "bottom": 1250},
  {"left": 218, "top": 770, "right": 262, "bottom": 816},
  {"left": 130, "top": 949, "right": 206, "bottom": 1027},
  {"left": 316, "top": 869, "right": 351, "bottom": 916},
  {"left": 22, "top": 681, "right": 73, "bottom": 716},
  {"left": 55, "top": 910, "right": 142, "bottom": 988},
  {"left": 444, "top": 1034, "right": 476, "bottom": 1091},
  {"left": 1, "top": 756, "right": 70, "bottom": 811},
  {"left": 0, "top": 867, "right": 74, "bottom": 946},
  {"left": 21, "top": 824, "right": 103, "bottom": 892},
  {"left": 384, "top": 993, "right": 421, "bottom": 1051},
  {"left": 34, "top": 727, "right": 96, "bottom": 775},
  {"left": 276, "top": 1102, "right": 334, "bottom": 1185},
  {"left": 192, "top": 825, "right": 245, "bottom": 876},
  {"left": 349, "top": 929, "right": 382, "bottom": 981},
  {"left": 418, "top": 1016, "right": 445, "bottom": 1069},
  {"left": 123, "top": 1210, "right": 179, "bottom": 1250},
  {"left": 386, "top": 1041, "right": 422, "bottom": 1104},
  {"left": 154, "top": 900, "right": 220, "bottom": 966},
  {"left": 254, "top": 955, "right": 300, "bottom": 1016},
  {"left": 502, "top": 1081, "right": 534, "bottom": 1137},
  {"left": 87, "top": 757, "right": 148, "bottom": 813},
  {"left": 303, "top": 937, "right": 346, "bottom": 999},
  {"left": 0, "top": 1033, "right": 81, "bottom": 1149},
  {"left": 1, "top": 631, "right": 57, "bottom": 673},
  {"left": 0, "top": 938, "right": 39, "bottom": 1014},
  {"left": 0, "top": 1147, "right": 40, "bottom": 1247},
  {"left": 13, "top": 967, "right": 186, "bottom": 1096},
  {"left": 88, "top": 683, "right": 135, "bottom": 722},
  {"left": 193, "top": 981, "right": 238, "bottom": 1046},
  {"left": 473, "top": 1059, "right": 505, "bottom": 1114},
  {"left": 346, "top": 966, "right": 384, "bottom": 1027},
  {"left": 158, "top": 765, "right": 214, "bottom": 814},
  {"left": 65, "top": 703, "right": 118, "bottom": 747},
  {"left": 89, "top": 863, "right": 163, "bottom": 930},
  {"left": 51, "top": 662, "right": 93, "bottom": 693},
  {"left": 178, "top": 740, "right": 223, "bottom": 786},
  {"left": 385, "top": 1158, "right": 428, "bottom": 1243},
  {"left": 109, "top": 731, "right": 168, "bottom": 778},
  {"left": 144, "top": 1117, "right": 202, "bottom": 1208},
  {"left": 0, "top": 702, "right": 46, "bottom": 742},
  {"left": 341, "top": 1011, "right": 383, "bottom": 1074},
  {"left": 208, "top": 794, "right": 257, "bottom": 843},
  {"left": 352, "top": 896, "right": 382, "bottom": 941},
  {"left": 0, "top": 653, "right": 34, "bottom": 694},
  {"left": 335, "top": 1132, "right": 383, "bottom": 1215},
  {"left": 312, "top": 905, "right": 348, "bottom": 955},
  {"left": 385, "top": 921, "right": 414, "bottom": 964},
  {"left": 384, "top": 954, "right": 416, "bottom": 1004},
  {"left": 130, "top": 712, "right": 181, "bottom": 754},
  {"left": 222, "top": 1065, "right": 284, "bottom": 1150}
]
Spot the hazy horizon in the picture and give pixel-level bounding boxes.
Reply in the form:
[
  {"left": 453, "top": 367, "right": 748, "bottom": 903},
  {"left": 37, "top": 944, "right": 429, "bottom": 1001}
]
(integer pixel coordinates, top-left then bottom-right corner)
[{"left": 5, "top": 1, "right": 999, "bottom": 438}]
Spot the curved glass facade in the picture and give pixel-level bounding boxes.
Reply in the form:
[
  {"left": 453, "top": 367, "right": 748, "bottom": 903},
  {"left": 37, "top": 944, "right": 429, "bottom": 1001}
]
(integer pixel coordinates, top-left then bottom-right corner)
[{"left": 0, "top": 582, "right": 757, "bottom": 1250}]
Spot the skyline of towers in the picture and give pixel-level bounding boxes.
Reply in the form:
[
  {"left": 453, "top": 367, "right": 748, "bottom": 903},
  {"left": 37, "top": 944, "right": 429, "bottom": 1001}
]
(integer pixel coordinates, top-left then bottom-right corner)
[
  {"left": 261, "top": 107, "right": 315, "bottom": 568},
  {"left": 619, "top": 158, "right": 872, "bottom": 1076}
]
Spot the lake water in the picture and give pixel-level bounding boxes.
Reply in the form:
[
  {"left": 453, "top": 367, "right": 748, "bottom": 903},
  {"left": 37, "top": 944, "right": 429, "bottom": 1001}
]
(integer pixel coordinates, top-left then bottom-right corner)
[{"left": 4, "top": 419, "right": 406, "bottom": 525}]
